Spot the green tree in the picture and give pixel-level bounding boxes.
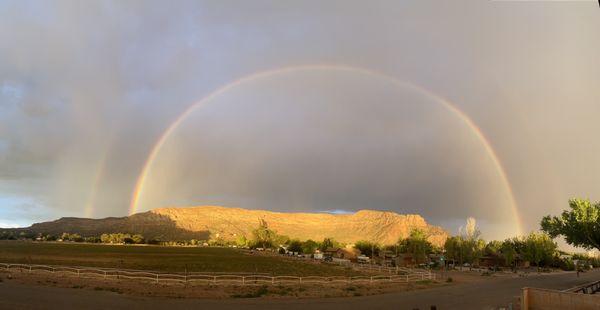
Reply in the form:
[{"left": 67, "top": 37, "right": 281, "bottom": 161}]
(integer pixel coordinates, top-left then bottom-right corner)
[
  {"left": 131, "top": 234, "right": 144, "bottom": 244},
  {"left": 485, "top": 240, "right": 503, "bottom": 268},
  {"left": 541, "top": 198, "right": 600, "bottom": 251},
  {"left": 301, "top": 239, "right": 318, "bottom": 254},
  {"left": 453, "top": 217, "right": 485, "bottom": 266},
  {"left": 501, "top": 239, "right": 517, "bottom": 269},
  {"left": 287, "top": 239, "right": 303, "bottom": 253},
  {"left": 319, "top": 238, "right": 336, "bottom": 252},
  {"left": 61, "top": 233, "right": 83, "bottom": 242},
  {"left": 523, "top": 232, "right": 557, "bottom": 268},
  {"left": 444, "top": 236, "right": 462, "bottom": 265},
  {"left": 398, "top": 229, "right": 433, "bottom": 265},
  {"left": 251, "top": 219, "right": 276, "bottom": 249},
  {"left": 235, "top": 235, "right": 248, "bottom": 247},
  {"left": 354, "top": 240, "right": 380, "bottom": 257}
]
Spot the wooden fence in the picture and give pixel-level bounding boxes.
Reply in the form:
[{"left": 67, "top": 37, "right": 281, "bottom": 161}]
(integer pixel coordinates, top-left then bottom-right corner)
[
  {"left": 564, "top": 280, "right": 600, "bottom": 295},
  {"left": 0, "top": 262, "right": 435, "bottom": 286},
  {"left": 521, "top": 287, "right": 600, "bottom": 310}
]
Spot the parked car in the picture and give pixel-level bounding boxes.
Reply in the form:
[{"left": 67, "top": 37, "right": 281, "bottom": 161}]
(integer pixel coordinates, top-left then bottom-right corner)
[{"left": 357, "top": 255, "right": 370, "bottom": 264}]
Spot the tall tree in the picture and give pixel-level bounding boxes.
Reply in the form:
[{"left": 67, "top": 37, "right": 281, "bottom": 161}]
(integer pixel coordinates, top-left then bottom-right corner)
[
  {"left": 522, "top": 232, "right": 557, "bottom": 268},
  {"left": 541, "top": 198, "right": 600, "bottom": 251},
  {"left": 354, "top": 240, "right": 379, "bottom": 257},
  {"left": 399, "top": 229, "right": 432, "bottom": 265},
  {"left": 319, "top": 238, "right": 336, "bottom": 252},
  {"left": 251, "top": 219, "right": 276, "bottom": 248},
  {"left": 485, "top": 240, "right": 503, "bottom": 268},
  {"left": 501, "top": 239, "right": 517, "bottom": 269},
  {"left": 444, "top": 236, "right": 462, "bottom": 264},
  {"left": 301, "top": 239, "right": 318, "bottom": 254},
  {"left": 287, "top": 239, "right": 303, "bottom": 253}
]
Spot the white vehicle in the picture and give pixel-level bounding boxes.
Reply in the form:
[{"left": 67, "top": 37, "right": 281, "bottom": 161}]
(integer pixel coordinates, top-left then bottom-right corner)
[{"left": 357, "top": 255, "right": 370, "bottom": 264}]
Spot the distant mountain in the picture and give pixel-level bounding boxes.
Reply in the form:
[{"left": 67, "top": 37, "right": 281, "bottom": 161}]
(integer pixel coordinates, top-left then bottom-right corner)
[{"left": 10, "top": 206, "right": 448, "bottom": 246}]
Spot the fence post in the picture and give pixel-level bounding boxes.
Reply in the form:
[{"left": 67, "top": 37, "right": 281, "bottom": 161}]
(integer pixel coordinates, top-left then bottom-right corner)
[
  {"left": 272, "top": 277, "right": 275, "bottom": 284},
  {"left": 77, "top": 269, "right": 80, "bottom": 277},
  {"left": 104, "top": 271, "right": 107, "bottom": 279},
  {"left": 242, "top": 276, "right": 245, "bottom": 286},
  {"left": 370, "top": 276, "right": 373, "bottom": 284},
  {"left": 406, "top": 274, "right": 409, "bottom": 282},
  {"left": 29, "top": 265, "right": 32, "bottom": 273},
  {"left": 213, "top": 276, "right": 216, "bottom": 284},
  {"left": 521, "top": 288, "right": 529, "bottom": 310},
  {"left": 156, "top": 273, "right": 159, "bottom": 284}
]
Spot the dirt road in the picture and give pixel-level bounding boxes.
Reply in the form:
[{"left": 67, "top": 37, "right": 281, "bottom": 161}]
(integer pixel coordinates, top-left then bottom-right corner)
[{"left": 1, "top": 270, "right": 598, "bottom": 310}]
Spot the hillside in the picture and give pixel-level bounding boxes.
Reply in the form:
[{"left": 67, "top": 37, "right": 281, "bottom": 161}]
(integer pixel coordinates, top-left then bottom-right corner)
[{"left": 16, "top": 206, "right": 448, "bottom": 246}]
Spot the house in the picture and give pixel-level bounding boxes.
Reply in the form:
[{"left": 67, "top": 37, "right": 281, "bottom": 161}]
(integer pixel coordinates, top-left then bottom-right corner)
[
  {"left": 323, "top": 247, "right": 360, "bottom": 261},
  {"left": 323, "top": 247, "right": 342, "bottom": 258}
]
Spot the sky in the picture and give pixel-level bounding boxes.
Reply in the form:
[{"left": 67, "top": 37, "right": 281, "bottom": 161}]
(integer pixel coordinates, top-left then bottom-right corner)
[{"left": 0, "top": 0, "right": 599, "bottom": 241}]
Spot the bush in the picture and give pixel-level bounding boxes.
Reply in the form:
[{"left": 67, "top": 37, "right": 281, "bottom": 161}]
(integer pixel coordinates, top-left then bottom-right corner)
[{"left": 287, "top": 240, "right": 303, "bottom": 253}]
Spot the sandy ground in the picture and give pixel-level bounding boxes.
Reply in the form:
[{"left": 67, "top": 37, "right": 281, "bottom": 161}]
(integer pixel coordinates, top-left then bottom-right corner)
[{"left": 0, "top": 269, "right": 598, "bottom": 310}]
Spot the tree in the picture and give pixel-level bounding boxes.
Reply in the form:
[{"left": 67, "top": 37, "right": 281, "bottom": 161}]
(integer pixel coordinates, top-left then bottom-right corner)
[
  {"left": 501, "top": 239, "right": 517, "bottom": 269},
  {"left": 235, "top": 235, "right": 248, "bottom": 247},
  {"left": 354, "top": 240, "right": 379, "bottom": 258},
  {"left": 287, "top": 240, "right": 303, "bottom": 253},
  {"left": 131, "top": 234, "right": 144, "bottom": 244},
  {"left": 522, "top": 232, "right": 557, "bottom": 268},
  {"left": 61, "top": 232, "right": 83, "bottom": 242},
  {"left": 398, "top": 229, "right": 433, "bottom": 265},
  {"left": 251, "top": 219, "right": 276, "bottom": 249},
  {"left": 301, "top": 239, "right": 318, "bottom": 254},
  {"left": 319, "top": 238, "right": 335, "bottom": 252},
  {"left": 444, "top": 236, "right": 462, "bottom": 265},
  {"left": 456, "top": 217, "right": 485, "bottom": 266},
  {"left": 464, "top": 217, "right": 480, "bottom": 240},
  {"left": 541, "top": 198, "right": 600, "bottom": 251},
  {"left": 485, "top": 240, "right": 503, "bottom": 268}
]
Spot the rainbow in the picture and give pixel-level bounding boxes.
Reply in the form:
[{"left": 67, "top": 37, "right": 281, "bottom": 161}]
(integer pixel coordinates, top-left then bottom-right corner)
[
  {"left": 83, "top": 150, "right": 109, "bottom": 218},
  {"left": 128, "top": 64, "right": 523, "bottom": 234}
]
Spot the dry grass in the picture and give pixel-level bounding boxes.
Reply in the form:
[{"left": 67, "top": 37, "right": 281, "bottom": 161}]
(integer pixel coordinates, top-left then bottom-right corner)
[{"left": 0, "top": 241, "right": 362, "bottom": 276}]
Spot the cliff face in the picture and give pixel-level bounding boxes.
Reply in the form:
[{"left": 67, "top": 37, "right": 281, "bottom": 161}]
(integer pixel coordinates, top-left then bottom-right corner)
[{"left": 23, "top": 206, "right": 448, "bottom": 246}]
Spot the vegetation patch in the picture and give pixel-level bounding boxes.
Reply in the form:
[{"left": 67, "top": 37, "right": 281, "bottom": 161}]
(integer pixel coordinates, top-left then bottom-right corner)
[{"left": 0, "top": 241, "right": 362, "bottom": 276}]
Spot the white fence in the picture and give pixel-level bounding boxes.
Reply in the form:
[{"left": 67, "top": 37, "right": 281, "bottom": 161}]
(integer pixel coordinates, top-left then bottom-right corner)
[
  {"left": 326, "top": 259, "right": 434, "bottom": 278},
  {"left": 0, "top": 262, "right": 435, "bottom": 286}
]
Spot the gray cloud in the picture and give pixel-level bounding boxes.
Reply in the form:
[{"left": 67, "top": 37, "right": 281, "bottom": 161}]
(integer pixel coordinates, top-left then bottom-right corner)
[{"left": 0, "top": 0, "right": 598, "bottom": 240}]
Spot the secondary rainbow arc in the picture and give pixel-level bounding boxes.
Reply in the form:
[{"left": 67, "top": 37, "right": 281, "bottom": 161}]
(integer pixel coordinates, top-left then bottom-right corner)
[{"left": 128, "top": 64, "right": 523, "bottom": 235}]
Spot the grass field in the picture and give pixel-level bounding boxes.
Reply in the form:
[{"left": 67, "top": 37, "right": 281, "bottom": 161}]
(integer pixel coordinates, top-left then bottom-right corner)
[{"left": 0, "top": 241, "right": 361, "bottom": 276}]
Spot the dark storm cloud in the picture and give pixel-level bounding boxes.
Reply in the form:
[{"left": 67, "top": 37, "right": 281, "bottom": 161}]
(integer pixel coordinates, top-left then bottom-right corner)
[{"left": 0, "top": 0, "right": 598, "bottom": 239}]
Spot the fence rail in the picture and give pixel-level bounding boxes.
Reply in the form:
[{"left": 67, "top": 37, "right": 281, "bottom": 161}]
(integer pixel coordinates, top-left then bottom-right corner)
[
  {"left": 0, "top": 262, "right": 435, "bottom": 286},
  {"left": 564, "top": 280, "right": 600, "bottom": 294}
]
